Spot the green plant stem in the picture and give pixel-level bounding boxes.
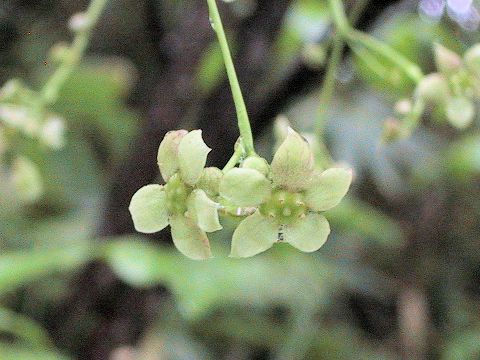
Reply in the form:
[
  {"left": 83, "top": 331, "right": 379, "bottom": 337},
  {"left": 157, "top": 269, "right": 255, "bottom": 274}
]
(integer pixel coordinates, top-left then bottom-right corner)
[
  {"left": 206, "top": 0, "right": 255, "bottom": 156},
  {"left": 347, "top": 30, "right": 423, "bottom": 84},
  {"left": 316, "top": 36, "right": 343, "bottom": 140},
  {"left": 328, "top": 0, "right": 423, "bottom": 84},
  {"left": 222, "top": 144, "right": 243, "bottom": 172},
  {"left": 400, "top": 97, "right": 425, "bottom": 135},
  {"left": 314, "top": 0, "right": 369, "bottom": 166},
  {"left": 40, "top": 0, "right": 109, "bottom": 105}
]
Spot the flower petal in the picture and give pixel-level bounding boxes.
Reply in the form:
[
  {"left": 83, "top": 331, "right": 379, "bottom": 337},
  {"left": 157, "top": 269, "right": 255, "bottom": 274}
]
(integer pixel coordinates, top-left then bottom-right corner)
[
  {"left": 157, "top": 130, "right": 188, "bottom": 182},
  {"left": 271, "top": 127, "right": 314, "bottom": 192},
  {"left": 187, "top": 189, "right": 222, "bottom": 232},
  {"left": 169, "top": 215, "right": 212, "bottom": 260},
  {"left": 284, "top": 213, "right": 330, "bottom": 252},
  {"left": 129, "top": 184, "right": 169, "bottom": 233},
  {"left": 220, "top": 168, "right": 272, "bottom": 207},
  {"left": 230, "top": 212, "right": 278, "bottom": 258},
  {"left": 178, "top": 130, "right": 211, "bottom": 186},
  {"left": 305, "top": 168, "right": 352, "bottom": 211}
]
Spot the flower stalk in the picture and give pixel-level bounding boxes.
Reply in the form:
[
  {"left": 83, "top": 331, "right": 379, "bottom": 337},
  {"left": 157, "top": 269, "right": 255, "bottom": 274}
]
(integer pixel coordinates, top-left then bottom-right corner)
[
  {"left": 206, "top": 0, "right": 255, "bottom": 156},
  {"left": 40, "top": 0, "right": 110, "bottom": 104}
]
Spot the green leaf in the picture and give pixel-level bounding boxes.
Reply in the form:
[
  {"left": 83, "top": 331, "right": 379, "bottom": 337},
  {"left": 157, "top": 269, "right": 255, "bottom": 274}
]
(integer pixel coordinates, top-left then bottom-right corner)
[
  {"left": 178, "top": 130, "right": 211, "bottom": 186},
  {"left": 157, "top": 130, "right": 188, "bottom": 182},
  {"left": 170, "top": 215, "right": 212, "bottom": 260},
  {"left": 187, "top": 189, "right": 222, "bottom": 232},
  {"left": 284, "top": 213, "right": 330, "bottom": 252},
  {"left": 271, "top": 128, "right": 314, "bottom": 192},
  {"left": 0, "top": 342, "right": 70, "bottom": 360},
  {"left": 304, "top": 168, "right": 352, "bottom": 212},
  {"left": 220, "top": 168, "right": 272, "bottom": 207},
  {"left": 230, "top": 212, "right": 278, "bottom": 258},
  {"left": 129, "top": 184, "right": 169, "bottom": 234},
  {"left": 0, "top": 307, "right": 53, "bottom": 348},
  {"left": 0, "top": 245, "right": 93, "bottom": 295},
  {"left": 104, "top": 238, "right": 179, "bottom": 287}
]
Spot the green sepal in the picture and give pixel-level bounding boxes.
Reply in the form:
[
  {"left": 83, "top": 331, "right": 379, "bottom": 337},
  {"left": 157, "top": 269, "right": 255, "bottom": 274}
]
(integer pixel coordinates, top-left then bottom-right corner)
[
  {"left": 169, "top": 215, "right": 212, "bottom": 260},
  {"left": 129, "top": 184, "right": 169, "bottom": 233},
  {"left": 157, "top": 130, "right": 188, "bottom": 182},
  {"left": 271, "top": 127, "right": 314, "bottom": 192},
  {"left": 220, "top": 168, "right": 272, "bottom": 207},
  {"left": 187, "top": 189, "right": 222, "bottom": 232},
  {"left": 178, "top": 130, "right": 211, "bottom": 186},
  {"left": 304, "top": 168, "right": 352, "bottom": 212},
  {"left": 230, "top": 212, "right": 278, "bottom": 258},
  {"left": 284, "top": 213, "right": 330, "bottom": 252}
]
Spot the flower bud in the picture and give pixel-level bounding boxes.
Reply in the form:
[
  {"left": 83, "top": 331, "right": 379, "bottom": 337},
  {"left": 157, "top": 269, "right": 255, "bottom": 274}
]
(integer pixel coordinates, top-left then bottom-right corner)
[
  {"left": 416, "top": 73, "right": 450, "bottom": 104},
  {"left": 68, "top": 12, "right": 92, "bottom": 32},
  {"left": 445, "top": 97, "right": 475, "bottom": 129},
  {"left": 0, "top": 79, "right": 24, "bottom": 101},
  {"left": 0, "top": 105, "right": 39, "bottom": 136},
  {"left": 40, "top": 116, "right": 65, "bottom": 149},
  {"left": 11, "top": 156, "right": 43, "bottom": 202},
  {"left": 49, "top": 42, "right": 71, "bottom": 63},
  {"left": 434, "top": 43, "right": 461, "bottom": 75},
  {"left": 196, "top": 167, "right": 223, "bottom": 197},
  {"left": 464, "top": 43, "right": 480, "bottom": 78},
  {"left": 302, "top": 43, "right": 326, "bottom": 69},
  {"left": 157, "top": 130, "right": 188, "bottom": 182},
  {"left": 241, "top": 156, "right": 270, "bottom": 176},
  {"left": 394, "top": 99, "right": 412, "bottom": 115},
  {"left": 382, "top": 118, "right": 403, "bottom": 143}
]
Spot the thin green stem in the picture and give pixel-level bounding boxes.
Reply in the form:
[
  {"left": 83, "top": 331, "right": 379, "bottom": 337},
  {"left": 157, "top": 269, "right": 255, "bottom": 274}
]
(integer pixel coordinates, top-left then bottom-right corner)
[
  {"left": 222, "top": 144, "right": 243, "bottom": 172},
  {"left": 40, "top": 0, "right": 109, "bottom": 104},
  {"left": 400, "top": 97, "right": 425, "bottom": 135},
  {"left": 328, "top": 0, "right": 423, "bottom": 85},
  {"left": 316, "top": 36, "right": 343, "bottom": 139},
  {"left": 328, "top": 0, "right": 351, "bottom": 36},
  {"left": 347, "top": 30, "right": 424, "bottom": 84},
  {"left": 206, "top": 0, "right": 255, "bottom": 155},
  {"left": 314, "top": 0, "right": 369, "bottom": 166}
]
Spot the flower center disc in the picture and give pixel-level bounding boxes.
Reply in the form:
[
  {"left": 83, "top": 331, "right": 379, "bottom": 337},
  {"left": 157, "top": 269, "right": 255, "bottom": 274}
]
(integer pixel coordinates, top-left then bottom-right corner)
[
  {"left": 165, "top": 175, "right": 191, "bottom": 215},
  {"left": 260, "top": 189, "right": 306, "bottom": 225}
]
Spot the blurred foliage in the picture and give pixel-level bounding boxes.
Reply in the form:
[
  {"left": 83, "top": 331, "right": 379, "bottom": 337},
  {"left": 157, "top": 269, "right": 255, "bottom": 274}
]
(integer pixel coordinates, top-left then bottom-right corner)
[{"left": 1, "top": 0, "right": 480, "bottom": 359}]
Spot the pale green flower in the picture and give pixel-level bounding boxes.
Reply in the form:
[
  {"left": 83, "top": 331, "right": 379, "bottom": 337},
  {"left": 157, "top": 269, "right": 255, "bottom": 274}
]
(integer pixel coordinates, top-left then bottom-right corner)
[
  {"left": 129, "top": 130, "right": 222, "bottom": 260},
  {"left": 221, "top": 128, "right": 352, "bottom": 258}
]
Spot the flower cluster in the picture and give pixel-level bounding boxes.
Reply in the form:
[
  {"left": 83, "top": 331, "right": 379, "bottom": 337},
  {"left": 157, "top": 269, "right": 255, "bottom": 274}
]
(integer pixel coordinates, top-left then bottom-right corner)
[
  {"left": 387, "top": 43, "right": 480, "bottom": 140},
  {"left": 130, "top": 127, "right": 352, "bottom": 260},
  {"left": 0, "top": 80, "right": 66, "bottom": 202},
  {"left": 221, "top": 129, "right": 352, "bottom": 257},
  {"left": 418, "top": 43, "right": 480, "bottom": 128},
  {"left": 129, "top": 130, "right": 223, "bottom": 260}
]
